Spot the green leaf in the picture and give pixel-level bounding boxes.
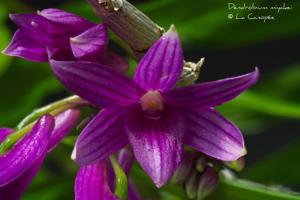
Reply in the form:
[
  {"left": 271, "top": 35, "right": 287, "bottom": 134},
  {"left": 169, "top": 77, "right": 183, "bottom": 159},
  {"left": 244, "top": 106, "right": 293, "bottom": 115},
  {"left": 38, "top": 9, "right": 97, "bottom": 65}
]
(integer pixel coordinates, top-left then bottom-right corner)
[
  {"left": 208, "top": 178, "right": 300, "bottom": 200},
  {"left": 220, "top": 91, "right": 300, "bottom": 120},
  {"left": 241, "top": 139, "right": 300, "bottom": 185}
]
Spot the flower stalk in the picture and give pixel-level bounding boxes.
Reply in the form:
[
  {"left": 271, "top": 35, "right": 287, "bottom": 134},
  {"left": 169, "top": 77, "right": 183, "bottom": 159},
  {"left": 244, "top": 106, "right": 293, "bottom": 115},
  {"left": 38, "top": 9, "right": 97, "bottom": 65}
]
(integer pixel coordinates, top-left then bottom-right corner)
[
  {"left": 17, "top": 95, "right": 85, "bottom": 130},
  {"left": 0, "top": 122, "right": 34, "bottom": 155},
  {"left": 110, "top": 155, "right": 128, "bottom": 200},
  {"left": 0, "top": 96, "right": 88, "bottom": 155}
]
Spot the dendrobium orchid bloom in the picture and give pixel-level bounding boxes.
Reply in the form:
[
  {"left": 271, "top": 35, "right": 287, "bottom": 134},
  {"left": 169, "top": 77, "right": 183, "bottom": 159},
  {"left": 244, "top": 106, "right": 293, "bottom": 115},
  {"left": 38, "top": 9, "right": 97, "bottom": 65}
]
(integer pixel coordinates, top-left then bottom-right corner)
[
  {"left": 0, "top": 109, "right": 80, "bottom": 200},
  {"left": 2, "top": 8, "right": 127, "bottom": 73},
  {"left": 50, "top": 26, "right": 259, "bottom": 187}
]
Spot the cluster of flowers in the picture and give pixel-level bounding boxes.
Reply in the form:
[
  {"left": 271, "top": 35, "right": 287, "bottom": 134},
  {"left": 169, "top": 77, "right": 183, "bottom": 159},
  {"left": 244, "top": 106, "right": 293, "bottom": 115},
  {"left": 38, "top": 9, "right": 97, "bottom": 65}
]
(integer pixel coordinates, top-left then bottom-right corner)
[{"left": 0, "top": 8, "right": 258, "bottom": 200}]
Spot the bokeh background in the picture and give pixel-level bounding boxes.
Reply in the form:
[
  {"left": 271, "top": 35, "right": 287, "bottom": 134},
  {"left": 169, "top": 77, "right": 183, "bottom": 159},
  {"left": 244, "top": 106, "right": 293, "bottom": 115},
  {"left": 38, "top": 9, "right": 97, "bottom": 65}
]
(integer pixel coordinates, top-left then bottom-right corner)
[{"left": 0, "top": 0, "right": 300, "bottom": 199}]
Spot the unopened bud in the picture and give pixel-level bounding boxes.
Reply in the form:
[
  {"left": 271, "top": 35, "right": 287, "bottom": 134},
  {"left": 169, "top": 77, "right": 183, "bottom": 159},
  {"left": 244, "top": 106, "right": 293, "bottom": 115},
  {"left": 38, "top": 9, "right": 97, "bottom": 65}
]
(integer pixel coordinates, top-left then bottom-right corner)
[
  {"left": 171, "top": 152, "right": 195, "bottom": 184},
  {"left": 197, "top": 167, "right": 219, "bottom": 200},
  {"left": 185, "top": 170, "right": 199, "bottom": 199}
]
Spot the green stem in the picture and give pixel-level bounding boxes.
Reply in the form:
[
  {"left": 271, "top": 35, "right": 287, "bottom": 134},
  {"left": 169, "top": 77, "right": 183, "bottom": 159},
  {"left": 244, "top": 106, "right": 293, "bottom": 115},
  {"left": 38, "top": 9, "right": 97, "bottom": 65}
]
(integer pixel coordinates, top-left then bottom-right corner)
[
  {"left": 110, "top": 156, "right": 128, "bottom": 200},
  {"left": 0, "top": 95, "right": 90, "bottom": 155},
  {"left": 17, "top": 95, "right": 85, "bottom": 130},
  {"left": 0, "top": 122, "right": 34, "bottom": 154}
]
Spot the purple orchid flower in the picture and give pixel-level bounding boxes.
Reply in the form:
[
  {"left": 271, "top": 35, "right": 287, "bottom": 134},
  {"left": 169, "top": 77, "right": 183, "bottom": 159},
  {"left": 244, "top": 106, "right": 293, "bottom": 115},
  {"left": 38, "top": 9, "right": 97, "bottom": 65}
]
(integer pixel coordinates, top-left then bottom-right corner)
[
  {"left": 75, "top": 149, "right": 141, "bottom": 200},
  {"left": 2, "top": 8, "right": 127, "bottom": 73},
  {"left": 0, "top": 109, "right": 80, "bottom": 200},
  {"left": 50, "top": 25, "right": 259, "bottom": 187}
]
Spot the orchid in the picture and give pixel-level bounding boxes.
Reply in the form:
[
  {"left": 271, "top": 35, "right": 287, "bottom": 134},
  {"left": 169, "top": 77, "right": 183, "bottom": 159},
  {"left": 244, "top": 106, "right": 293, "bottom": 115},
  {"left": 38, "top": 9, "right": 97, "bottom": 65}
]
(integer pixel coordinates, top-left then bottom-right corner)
[
  {"left": 50, "top": 25, "right": 259, "bottom": 187},
  {"left": 2, "top": 8, "right": 128, "bottom": 72},
  {"left": 0, "top": 109, "right": 80, "bottom": 199}
]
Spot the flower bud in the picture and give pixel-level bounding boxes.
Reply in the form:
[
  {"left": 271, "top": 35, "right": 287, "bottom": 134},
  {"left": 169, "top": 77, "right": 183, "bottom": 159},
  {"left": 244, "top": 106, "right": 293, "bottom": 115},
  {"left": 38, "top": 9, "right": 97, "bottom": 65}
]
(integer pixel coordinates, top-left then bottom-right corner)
[
  {"left": 171, "top": 152, "right": 195, "bottom": 184},
  {"left": 185, "top": 170, "right": 199, "bottom": 199},
  {"left": 197, "top": 167, "right": 219, "bottom": 200}
]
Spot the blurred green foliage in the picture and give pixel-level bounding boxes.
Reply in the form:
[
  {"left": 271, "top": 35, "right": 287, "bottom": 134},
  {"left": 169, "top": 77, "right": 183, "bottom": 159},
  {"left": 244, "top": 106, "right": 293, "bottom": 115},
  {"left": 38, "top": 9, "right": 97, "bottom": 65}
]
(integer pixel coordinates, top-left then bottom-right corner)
[
  {"left": 0, "top": 5, "right": 12, "bottom": 75},
  {"left": 0, "top": 0, "right": 300, "bottom": 199}
]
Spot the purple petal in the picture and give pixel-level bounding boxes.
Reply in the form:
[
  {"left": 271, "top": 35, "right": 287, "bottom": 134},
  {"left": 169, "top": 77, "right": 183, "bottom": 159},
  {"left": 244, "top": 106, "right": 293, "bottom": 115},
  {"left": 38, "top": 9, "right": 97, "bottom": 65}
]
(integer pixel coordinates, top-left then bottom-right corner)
[
  {"left": 9, "top": 10, "right": 94, "bottom": 52},
  {"left": 75, "top": 161, "right": 117, "bottom": 200},
  {"left": 0, "top": 154, "right": 45, "bottom": 200},
  {"left": 118, "top": 149, "right": 134, "bottom": 176},
  {"left": 0, "top": 128, "right": 14, "bottom": 143},
  {"left": 46, "top": 47, "right": 75, "bottom": 61},
  {"left": 99, "top": 50, "right": 129, "bottom": 73},
  {"left": 9, "top": 14, "right": 49, "bottom": 34},
  {"left": 2, "top": 29, "right": 48, "bottom": 62},
  {"left": 50, "top": 59, "right": 144, "bottom": 107},
  {"left": 73, "top": 108, "right": 128, "bottom": 166},
  {"left": 163, "top": 68, "right": 259, "bottom": 108},
  {"left": 171, "top": 152, "right": 196, "bottom": 184},
  {"left": 70, "top": 24, "right": 108, "bottom": 61},
  {"left": 48, "top": 109, "right": 81, "bottom": 151},
  {"left": 184, "top": 108, "right": 245, "bottom": 161},
  {"left": 125, "top": 107, "right": 185, "bottom": 187},
  {"left": 38, "top": 8, "right": 94, "bottom": 29},
  {"left": 0, "top": 115, "right": 54, "bottom": 186},
  {"left": 9, "top": 14, "right": 66, "bottom": 44},
  {"left": 134, "top": 25, "right": 183, "bottom": 92}
]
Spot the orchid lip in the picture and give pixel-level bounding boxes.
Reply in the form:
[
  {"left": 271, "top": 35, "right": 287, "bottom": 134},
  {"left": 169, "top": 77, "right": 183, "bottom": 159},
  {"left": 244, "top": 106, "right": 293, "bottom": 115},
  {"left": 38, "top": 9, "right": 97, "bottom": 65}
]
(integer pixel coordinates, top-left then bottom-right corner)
[{"left": 140, "top": 91, "right": 164, "bottom": 120}]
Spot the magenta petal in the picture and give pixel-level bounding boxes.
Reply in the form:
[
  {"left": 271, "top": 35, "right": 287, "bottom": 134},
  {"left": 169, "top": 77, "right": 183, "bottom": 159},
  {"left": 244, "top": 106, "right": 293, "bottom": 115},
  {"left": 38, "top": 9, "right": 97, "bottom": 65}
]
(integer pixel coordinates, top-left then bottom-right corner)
[
  {"left": 75, "top": 161, "right": 117, "bottom": 200},
  {"left": 38, "top": 8, "right": 94, "bottom": 29},
  {"left": 48, "top": 109, "right": 81, "bottom": 151},
  {"left": 125, "top": 107, "right": 184, "bottom": 187},
  {"left": 164, "top": 68, "right": 259, "bottom": 107},
  {"left": 0, "top": 115, "right": 54, "bottom": 187},
  {"left": 118, "top": 149, "right": 134, "bottom": 176},
  {"left": 9, "top": 14, "right": 64, "bottom": 42},
  {"left": 134, "top": 26, "right": 184, "bottom": 92},
  {"left": 73, "top": 108, "right": 128, "bottom": 166},
  {"left": 184, "top": 108, "right": 245, "bottom": 161},
  {"left": 9, "top": 14, "right": 49, "bottom": 34},
  {"left": 0, "top": 154, "right": 45, "bottom": 200},
  {"left": 50, "top": 59, "right": 144, "bottom": 107},
  {"left": 99, "top": 50, "right": 129, "bottom": 73},
  {"left": 0, "top": 128, "right": 14, "bottom": 143},
  {"left": 2, "top": 29, "right": 48, "bottom": 62},
  {"left": 70, "top": 24, "right": 108, "bottom": 61}
]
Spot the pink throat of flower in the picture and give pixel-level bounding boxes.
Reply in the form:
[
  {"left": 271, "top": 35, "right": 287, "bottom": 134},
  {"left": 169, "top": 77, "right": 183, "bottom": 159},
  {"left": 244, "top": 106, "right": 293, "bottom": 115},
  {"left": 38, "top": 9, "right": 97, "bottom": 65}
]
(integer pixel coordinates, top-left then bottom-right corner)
[{"left": 140, "top": 91, "right": 164, "bottom": 113}]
